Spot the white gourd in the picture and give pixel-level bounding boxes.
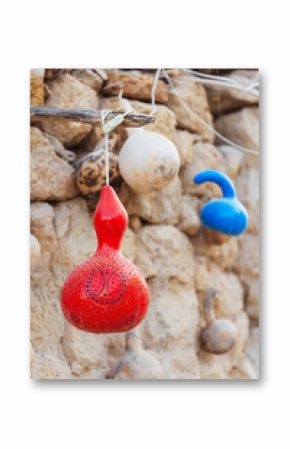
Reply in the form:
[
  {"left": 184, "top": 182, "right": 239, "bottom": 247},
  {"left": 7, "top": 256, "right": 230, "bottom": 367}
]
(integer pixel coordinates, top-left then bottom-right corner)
[{"left": 119, "top": 128, "right": 180, "bottom": 194}]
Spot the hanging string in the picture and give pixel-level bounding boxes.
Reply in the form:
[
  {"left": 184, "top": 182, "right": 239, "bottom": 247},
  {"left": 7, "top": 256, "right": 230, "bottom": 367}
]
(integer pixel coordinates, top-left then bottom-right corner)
[
  {"left": 183, "top": 69, "right": 259, "bottom": 97},
  {"left": 163, "top": 69, "right": 259, "bottom": 157},
  {"left": 150, "top": 68, "right": 161, "bottom": 115},
  {"left": 101, "top": 110, "right": 111, "bottom": 185}
]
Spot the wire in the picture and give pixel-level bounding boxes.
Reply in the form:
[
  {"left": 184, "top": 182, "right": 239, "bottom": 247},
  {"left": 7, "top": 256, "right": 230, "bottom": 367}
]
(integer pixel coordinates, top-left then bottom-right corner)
[
  {"left": 150, "top": 68, "right": 161, "bottom": 115},
  {"left": 163, "top": 69, "right": 259, "bottom": 157},
  {"left": 101, "top": 110, "right": 112, "bottom": 185}
]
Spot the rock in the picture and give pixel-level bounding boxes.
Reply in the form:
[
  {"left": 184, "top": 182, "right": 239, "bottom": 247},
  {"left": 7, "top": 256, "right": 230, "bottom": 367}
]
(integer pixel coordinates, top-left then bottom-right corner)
[
  {"left": 30, "top": 202, "right": 58, "bottom": 270},
  {"left": 214, "top": 107, "right": 259, "bottom": 153},
  {"left": 192, "top": 231, "right": 239, "bottom": 270},
  {"left": 246, "top": 327, "right": 259, "bottom": 377},
  {"left": 52, "top": 198, "right": 96, "bottom": 285},
  {"left": 235, "top": 233, "right": 259, "bottom": 278},
  {"left": 231, "top": 311, "right": 250, "bottom": 363},
  {"left": 30, "top": 69, "right": 45, "bottom": 106},
  {"left": 129, "top": 100, "right": 177, "bottom": 141},
  {"left": 241, "top": 275, "right": 259, "bottom": 320},
  {"left": 61, "top": 322, "right": 125, "bottom": 376},
  {"left": 121, "top": 228, "right": 136, "bottom": 262},
  {"left": 30, "top": 234, "right": 41, "bottom": 272},
  {"left": 30, "top": 127, "right": 78, "bottom": 201},
  {"left": 178, "top": 195, "right": 201, "bottom": 236},
  {"left": 108, "top": 330, "right": 167, "bottom": 379},
  {"left": 103, "top": 70, "right": 168, "bottom": 103},
  {"left": 140, "top": 277, "right": 199, "bottom": 351},
  {"left": 230, "top": 356, "right": 257, "bottom": 379},
  {"left": 120, "top": 177, "right": 182, "bottom": 225},
  {"left": 42, "top": 73, "right": 99, "bottom": 146},
  {"left": 167, "top": 75, "right": 214, "bottom": 142},
  {"left": 70, "top": 69, "right": 105, "bottom": 92},
  {"left": 196, "top": 261, "right": 244, "bottom": 318},
  {"left": 135, "top": 225, "right": 194, "bottom": 283},
  {"left": 218, "top": 145, "right": 244, "bottom": 178},
  {"left": 237, "top": 168, "right": 259, "bottom": 234},
  {"left": 200, "top": 319, "right": 237, "bottom": 354},
  {"left": 173, "top": 129, "right": 195, "bottom": 167},
  {"left": 206, "top": 69, "right": 259, "bottom": 115},
  {"left": 199, "top": 352, "right": 233, "bottom": 379},
  {"left": 181, "top": 143, "right": 223, "bottom": 197},
  {"left": 158, "top": 349, "right": 200, "bottom": 379},
  {"left": 31, "top": 343, "right": 71, "bottom": 379},
  {"left": 129, "top": 215, "right": 142, "bottom": 232}
]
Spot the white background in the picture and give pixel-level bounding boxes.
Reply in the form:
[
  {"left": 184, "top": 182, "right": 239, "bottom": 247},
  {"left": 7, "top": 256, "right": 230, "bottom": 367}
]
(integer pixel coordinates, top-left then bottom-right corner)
[{"left": 0, "top": 1, "right": 288, "bottom": 447}]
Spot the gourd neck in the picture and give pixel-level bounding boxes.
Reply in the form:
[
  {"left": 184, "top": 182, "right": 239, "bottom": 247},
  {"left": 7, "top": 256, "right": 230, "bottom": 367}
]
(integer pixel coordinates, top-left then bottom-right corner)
[{"left": 93, "top": 186, "right": 128, "bottom": 252}]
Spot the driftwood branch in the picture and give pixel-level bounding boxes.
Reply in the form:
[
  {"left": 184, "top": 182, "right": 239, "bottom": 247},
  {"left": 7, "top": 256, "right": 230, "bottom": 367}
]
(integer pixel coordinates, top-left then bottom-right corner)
[{"left": 30, "top": 106, "right": 155, "bottom": 128}]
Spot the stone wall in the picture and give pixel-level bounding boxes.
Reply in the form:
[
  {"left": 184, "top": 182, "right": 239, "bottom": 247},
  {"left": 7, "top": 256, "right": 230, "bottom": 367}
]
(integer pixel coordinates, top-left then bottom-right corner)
[{"left": 30, "top": 69, "right": 259, "bottom": 379}]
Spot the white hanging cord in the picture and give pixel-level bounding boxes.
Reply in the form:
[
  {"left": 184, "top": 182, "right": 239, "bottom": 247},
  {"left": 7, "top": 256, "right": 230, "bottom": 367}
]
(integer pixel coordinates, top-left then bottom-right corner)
[
  {"left": 183, "top": 68, "right": 259, "bottom": 97},
  {"left": 101, "top": 110, "right": 112, "bottom": 185},
  {"left": 163, "top": 69, "right": 259, "bottom": 157},
  {"left": 150, "top": 68, "right": 161, "bottom": 115}
]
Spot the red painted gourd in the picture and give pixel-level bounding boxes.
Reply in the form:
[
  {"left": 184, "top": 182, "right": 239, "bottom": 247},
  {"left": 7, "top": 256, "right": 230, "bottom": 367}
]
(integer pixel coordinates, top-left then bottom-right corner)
[{"left": 61, "top": 185, "right": 149, "bottom": 333}]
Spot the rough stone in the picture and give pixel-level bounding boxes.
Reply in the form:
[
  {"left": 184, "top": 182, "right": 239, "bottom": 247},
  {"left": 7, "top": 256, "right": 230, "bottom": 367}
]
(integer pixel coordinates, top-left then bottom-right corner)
[
  {"left": 70, "top": 69, "right": 105, "bottom": 92},
  {"left": 42, "top": 73, "right": 99, "bottom": 146},
  {"left": 235, "top": 233, "right": 259, "bottom": 278},
  {"left": 178, "top": 195, "right": 201, "bottom": 236},
  {"left": 237, "top": 168, "right": 259, "bottom": 234},
  {"left": 181, "top": 143, "right": 224, "bottom": 197},
  {"left": 61, "top": 322, "right": 125, "bottom": 376},
  {"left": 30, "top": 69, "right": 45, "bottom": 106},
  {"left": 140, "top": 278, "right": 199, "bottom": 351},
  {"left": 196, "top": 261, "right": 244, "bottom": 319},
  {"left": 120, "top": 177, "right": 182, "bottom": 225},
  {"left": 192, "top": 232, "right": 239, "bottom": 270},
  {"left": 240, "top": 275, "right": 259, "bottom": 320},
  {"left": 173, "top": 129, "right": 195, "bottom": 167},
  {"left": 206, "top": 70, "right": 259, "bottom": 115},
  {"left": 158, "top": 349, "right": 200, "bottom": 379},
  {"left": 218, "top": 145, "right": 244, "bottom": 179},
  {"left": 135, "top": 225, "right": 194, "bottom": 283},
  {"left": 31, "top": 343, "right": 71, "bottom": 379},
  {"left": 167, "top": 75, "right": 214, "bottom": 142},
  {"left": 104, "top": 70, "right": 168, "bottom": 103},
  {"left": 30, "top": 233, "right": 41, "bottom": 272},
  {"left": 214, "top": 107, "right": 259, "bottom": 153},
  {"left": 30, "top": 127, "right": 78, "bottom": 201}
]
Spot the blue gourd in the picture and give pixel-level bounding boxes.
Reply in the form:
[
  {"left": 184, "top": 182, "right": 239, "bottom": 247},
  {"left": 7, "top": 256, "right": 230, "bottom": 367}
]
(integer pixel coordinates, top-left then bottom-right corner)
[{"left": 193, "top": 170, "right": 248, "bottom": 236}]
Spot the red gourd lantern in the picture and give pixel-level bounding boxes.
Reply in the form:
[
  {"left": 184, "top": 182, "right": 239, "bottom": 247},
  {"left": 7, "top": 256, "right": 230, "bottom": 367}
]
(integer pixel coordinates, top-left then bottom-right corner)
[{"left": 61, "top": 185, "right": 149, "bottom": 333}]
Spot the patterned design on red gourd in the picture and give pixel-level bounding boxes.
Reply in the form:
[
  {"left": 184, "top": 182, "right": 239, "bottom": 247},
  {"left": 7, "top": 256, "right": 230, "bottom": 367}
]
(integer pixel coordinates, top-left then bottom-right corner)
[{"left": 61, "top": 186, "right": 149, "bottom": 333}]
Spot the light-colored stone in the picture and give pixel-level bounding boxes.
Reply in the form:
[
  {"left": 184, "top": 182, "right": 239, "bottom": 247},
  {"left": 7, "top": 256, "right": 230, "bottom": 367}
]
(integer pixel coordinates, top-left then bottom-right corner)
[
  {"left": 206, "top": 70, "right": 259, "bottom": 115},
  {"left": 140, "top": 278, "right": 199, "bottom": 351},
  {"left": 52, "top": 198, "right": 96, "bottom": 286},
  {"left": 235, "top": 233, "right": 259, "bottom": 278},
  {"left": 199, "top": 352, "right": 233, "bottom": 379},
  {"left": 173, "top": 129, "right": 195, "bottom": 167},
  {"left": 167, "top": 75, "right": 214, "bottom": 142},
  {"left": 31, "top": 343, "right": 71, "bottom": 379},
  {"left": 70, "top": 69, "right": 105, "bottom": 91},
  {"left": 121, "top": 228, "right": 136, "bottom": 262},
  {"left": 246, "top": 327, "right": 259, "bottom": 377},
  {"left": 30, "top": 127, "right": 78, "bottom": 201},
  {"left": 237, "top": 168, "right": 259, "bottom": 234},
  {"left": 61, "top": 323, "right": 125, "bottom": 376},
  {"left": 42, "top": 73, "right": 99, "bottom": 146},
  {"left": 218, "top": 145, "right": 244, "bottom": 178},
  {"left": 104, "top": 70, "right": 168, "bottom": 103},
  {"left": 192, "top": 232, "right": 239, "bottom": 270},
  {"left": 196, "top": 261, "right": 244, "bottom": 319},
  {"left": 178, "top": 195, "right": 201, "bottom": 236},
  {"left": 120, "top": 177, "right": 182, "bottom": 225},
  {"left": 214, "top": 107, "right": 259, "bottom": 153},
  {"left": 158, "top": 349, "right": 200, "bottom": 379},
  {"left": 30, "top": 233, "right": 41, "bottom": 272},
  {"left": 240, "top": 275, "right": 259, "bottom": 320},
  {"left": 181, "top": 143, "right": 223, "bottom": 197},
  {"left": 30, "top": 69, "right": 45, "bottom": 106},
  {"left": 135, "top": 225, "right": 194, "bottom": 283}
]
